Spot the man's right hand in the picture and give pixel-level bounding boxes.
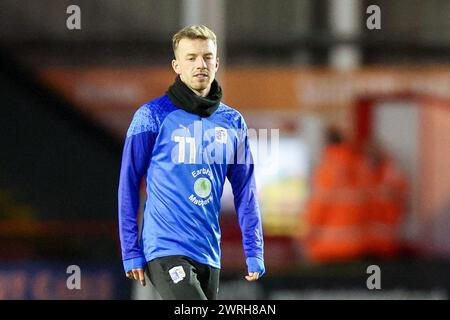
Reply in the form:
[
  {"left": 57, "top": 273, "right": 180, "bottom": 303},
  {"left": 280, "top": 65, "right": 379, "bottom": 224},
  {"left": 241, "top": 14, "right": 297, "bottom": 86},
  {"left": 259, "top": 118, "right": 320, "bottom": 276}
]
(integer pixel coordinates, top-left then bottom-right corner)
[{"left": 126, "top": 268, "right": 146, "bottom": 287}]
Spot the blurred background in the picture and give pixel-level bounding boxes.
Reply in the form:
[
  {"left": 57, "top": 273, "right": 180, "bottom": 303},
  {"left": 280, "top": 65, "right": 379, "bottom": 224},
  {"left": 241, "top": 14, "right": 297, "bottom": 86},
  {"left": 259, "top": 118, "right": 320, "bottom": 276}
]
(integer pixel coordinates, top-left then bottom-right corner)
[{"left": 0, "top": 0, "right": 449, "bottom": 299}]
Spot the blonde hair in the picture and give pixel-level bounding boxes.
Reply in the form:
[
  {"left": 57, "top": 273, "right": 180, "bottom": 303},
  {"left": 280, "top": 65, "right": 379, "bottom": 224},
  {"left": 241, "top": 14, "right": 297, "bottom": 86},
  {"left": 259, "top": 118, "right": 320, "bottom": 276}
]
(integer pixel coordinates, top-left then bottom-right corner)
[{"left": 172, "top": 25, "right": 217, "bottom": 57}]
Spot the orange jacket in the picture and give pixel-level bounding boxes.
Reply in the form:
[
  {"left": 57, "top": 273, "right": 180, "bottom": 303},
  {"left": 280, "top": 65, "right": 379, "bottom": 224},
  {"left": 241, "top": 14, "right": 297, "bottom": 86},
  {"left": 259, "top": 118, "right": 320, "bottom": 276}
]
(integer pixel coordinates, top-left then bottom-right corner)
[
  {"left": 366, "top": 157, "right": 408, "bottom": 257},
  {"left": 303, "top": 144, "right": 370, "bottom": 263}
]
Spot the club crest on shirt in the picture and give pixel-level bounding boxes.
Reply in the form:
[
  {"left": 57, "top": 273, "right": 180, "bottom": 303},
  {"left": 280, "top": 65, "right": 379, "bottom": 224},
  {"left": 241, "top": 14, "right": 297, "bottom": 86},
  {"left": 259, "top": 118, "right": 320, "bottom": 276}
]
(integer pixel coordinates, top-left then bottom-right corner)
[
  {"left": 169, "top": 266, "right": 186, "bottom": 284},
  {"left": 215, "top": 127, "right": 227, "bottom": 144}
]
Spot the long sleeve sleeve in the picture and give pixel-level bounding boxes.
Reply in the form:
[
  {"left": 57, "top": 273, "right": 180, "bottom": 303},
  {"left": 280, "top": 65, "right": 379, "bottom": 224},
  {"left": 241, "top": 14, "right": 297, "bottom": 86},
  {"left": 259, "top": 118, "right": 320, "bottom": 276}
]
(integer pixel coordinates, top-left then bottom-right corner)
[
  {"left": 226, "top": 122, "right": 264, "bottom": 261},
  {"left": 118, "top": 106, "right": 157, "bottom": 272}
]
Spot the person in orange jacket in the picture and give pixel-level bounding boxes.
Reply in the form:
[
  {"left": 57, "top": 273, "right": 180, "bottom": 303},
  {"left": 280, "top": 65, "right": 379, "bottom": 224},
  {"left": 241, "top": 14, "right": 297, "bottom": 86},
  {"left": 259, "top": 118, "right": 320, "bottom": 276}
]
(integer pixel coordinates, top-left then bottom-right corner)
[
  {"left": 302, "top": 127, "right": 370, "bottom": 263},
  {"left": 363, "top": 142, "right": 408, "bottom": 258}
]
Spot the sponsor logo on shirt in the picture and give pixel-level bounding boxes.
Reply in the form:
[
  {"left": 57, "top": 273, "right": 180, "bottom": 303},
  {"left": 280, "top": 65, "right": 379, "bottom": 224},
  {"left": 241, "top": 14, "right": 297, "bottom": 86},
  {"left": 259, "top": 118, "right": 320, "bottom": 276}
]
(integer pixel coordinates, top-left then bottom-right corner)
[
  {"left": 194, "top": 177, "right": 212, "bottom": 198},
  {"left": 189, "top": 168, "right": 213, "bottom": 206}
]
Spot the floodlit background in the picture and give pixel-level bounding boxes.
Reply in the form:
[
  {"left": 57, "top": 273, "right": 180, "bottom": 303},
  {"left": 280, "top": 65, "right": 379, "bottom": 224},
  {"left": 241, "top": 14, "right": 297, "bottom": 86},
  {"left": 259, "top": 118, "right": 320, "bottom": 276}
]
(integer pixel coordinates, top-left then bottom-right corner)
[{"left": 0, "top": 0, "right": 449, "bottom": 299}]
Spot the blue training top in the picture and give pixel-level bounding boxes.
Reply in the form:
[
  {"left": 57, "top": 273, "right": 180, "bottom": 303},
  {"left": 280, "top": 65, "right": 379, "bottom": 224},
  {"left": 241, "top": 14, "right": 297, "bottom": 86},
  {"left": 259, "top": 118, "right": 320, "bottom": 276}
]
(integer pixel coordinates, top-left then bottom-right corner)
[{"left": 118, "top": 95, "right": 264, "bottom": 272}]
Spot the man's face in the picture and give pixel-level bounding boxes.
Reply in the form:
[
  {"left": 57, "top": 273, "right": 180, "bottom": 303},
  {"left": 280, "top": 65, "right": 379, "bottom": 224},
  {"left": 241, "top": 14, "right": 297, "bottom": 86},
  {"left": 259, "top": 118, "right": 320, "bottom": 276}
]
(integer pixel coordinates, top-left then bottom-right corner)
[{"left": 172, "top": 38, "right": 219, "bottom": 97}]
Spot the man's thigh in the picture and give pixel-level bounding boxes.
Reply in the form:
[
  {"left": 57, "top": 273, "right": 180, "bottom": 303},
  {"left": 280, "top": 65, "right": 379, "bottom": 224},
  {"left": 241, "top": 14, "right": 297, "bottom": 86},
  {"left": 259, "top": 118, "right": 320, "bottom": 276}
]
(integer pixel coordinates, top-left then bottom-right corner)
[{"left": 201, "top": 265, "right": 220, "bottom": 300}]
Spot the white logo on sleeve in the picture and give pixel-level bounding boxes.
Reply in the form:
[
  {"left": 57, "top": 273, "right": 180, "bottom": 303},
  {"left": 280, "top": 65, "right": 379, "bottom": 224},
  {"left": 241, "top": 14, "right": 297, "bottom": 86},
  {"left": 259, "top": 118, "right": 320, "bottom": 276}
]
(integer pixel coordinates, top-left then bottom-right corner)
[{"left": 169, "top": 266, "right": 186, "bottom": 284}]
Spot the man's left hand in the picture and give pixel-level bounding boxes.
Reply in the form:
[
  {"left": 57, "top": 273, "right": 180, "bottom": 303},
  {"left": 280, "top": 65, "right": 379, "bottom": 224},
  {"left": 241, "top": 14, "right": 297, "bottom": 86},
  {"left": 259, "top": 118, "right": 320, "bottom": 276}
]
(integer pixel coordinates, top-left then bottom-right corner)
[
  {"left": 245, "top": 257, "right": 265, "bottom": 282},
  {"left": 245, "top": 272, "right": 260, "bottom": 281}
]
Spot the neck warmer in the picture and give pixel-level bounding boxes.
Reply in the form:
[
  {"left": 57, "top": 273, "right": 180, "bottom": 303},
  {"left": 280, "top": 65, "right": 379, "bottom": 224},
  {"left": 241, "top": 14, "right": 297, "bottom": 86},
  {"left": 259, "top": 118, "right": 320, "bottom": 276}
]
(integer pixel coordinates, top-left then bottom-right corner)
[{"left": 167, "top": 75, "right": 222, "bottom": 117}]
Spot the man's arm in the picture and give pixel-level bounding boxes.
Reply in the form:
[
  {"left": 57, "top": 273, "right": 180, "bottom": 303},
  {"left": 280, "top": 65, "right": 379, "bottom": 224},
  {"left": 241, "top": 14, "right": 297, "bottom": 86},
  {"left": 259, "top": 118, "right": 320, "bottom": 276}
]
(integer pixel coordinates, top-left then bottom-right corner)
[
  {"left": 118, "top": 106, "right": 157, "bottom": 285},
  {"left": 227, "top": 121, "right": 265, "bottom": 281}
]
